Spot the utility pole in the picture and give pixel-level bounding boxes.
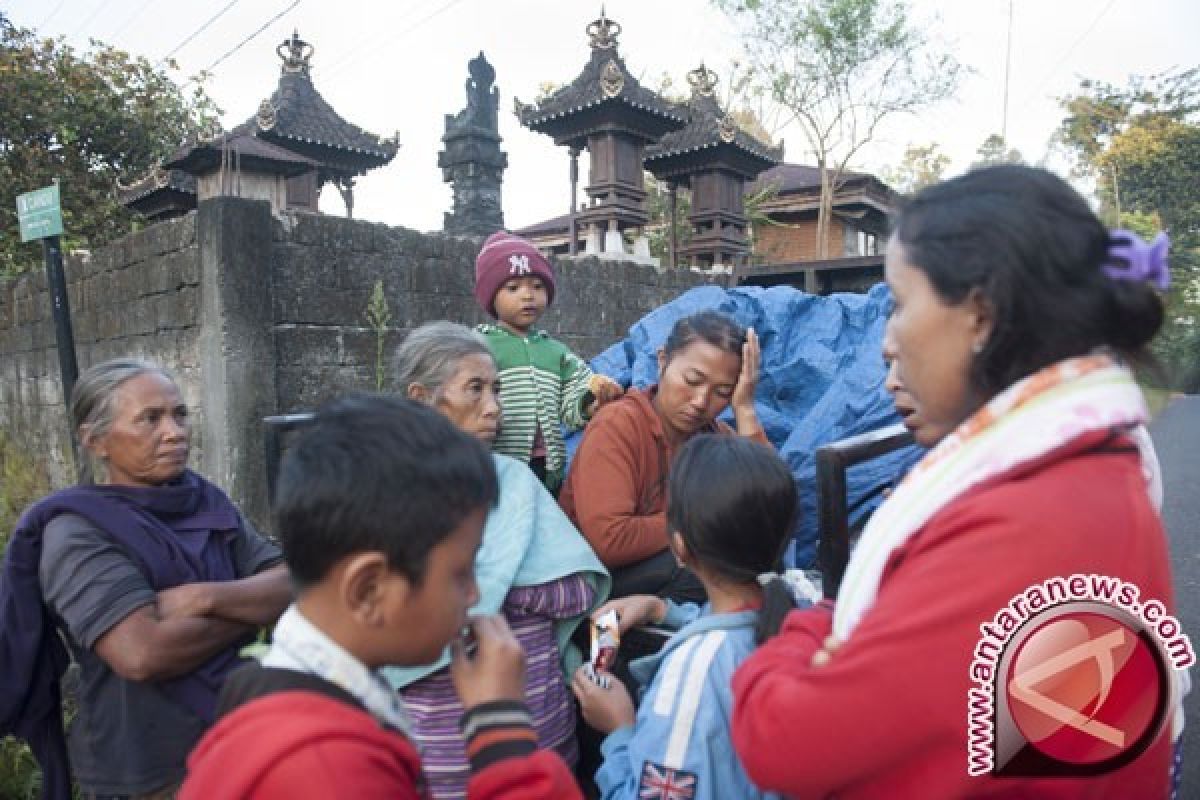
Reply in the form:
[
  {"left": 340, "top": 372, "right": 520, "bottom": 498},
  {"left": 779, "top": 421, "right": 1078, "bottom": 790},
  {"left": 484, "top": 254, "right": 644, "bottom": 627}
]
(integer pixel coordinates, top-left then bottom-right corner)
[
  {"left": 1002, "top": 0, "right": 1014, "bottom": 143},
  {"left": 16, "top": 182, "right": 86, "bottom": 481}
]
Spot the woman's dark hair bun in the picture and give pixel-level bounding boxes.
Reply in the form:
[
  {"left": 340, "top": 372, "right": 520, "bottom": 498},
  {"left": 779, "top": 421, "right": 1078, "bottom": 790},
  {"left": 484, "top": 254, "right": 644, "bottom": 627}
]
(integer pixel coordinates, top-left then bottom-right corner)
[{"left": 894, "top": 165, "right": 1165, "bottom": 394}]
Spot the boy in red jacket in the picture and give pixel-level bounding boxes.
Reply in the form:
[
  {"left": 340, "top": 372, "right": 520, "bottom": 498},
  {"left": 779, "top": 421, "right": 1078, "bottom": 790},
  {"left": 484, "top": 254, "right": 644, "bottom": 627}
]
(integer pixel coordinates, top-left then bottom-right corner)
[{"left": 180, "top": 395, "right": 581, "bottom": 799}]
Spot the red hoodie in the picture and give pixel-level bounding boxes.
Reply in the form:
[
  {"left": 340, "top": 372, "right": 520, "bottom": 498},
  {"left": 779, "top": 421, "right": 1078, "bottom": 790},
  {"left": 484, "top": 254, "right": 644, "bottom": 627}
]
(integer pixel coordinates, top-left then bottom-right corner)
[{"left": 181, "top": 690, "right": 580, "bottom": 800}]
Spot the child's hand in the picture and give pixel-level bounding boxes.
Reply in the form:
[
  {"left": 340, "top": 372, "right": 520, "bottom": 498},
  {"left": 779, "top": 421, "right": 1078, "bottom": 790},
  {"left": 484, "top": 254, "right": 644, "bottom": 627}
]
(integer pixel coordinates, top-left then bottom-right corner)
[
  {"left": 591, "top": 595, "right": 666, "bottom": 637},
  {"left": 450, "top": 615, "right": 526, "bottom": 709},
  {"left": 587, "top": 375, "right": 624, "bottom": 415},
  {"left": 572, "top": 665, "right": 636, "bottom": 734}
]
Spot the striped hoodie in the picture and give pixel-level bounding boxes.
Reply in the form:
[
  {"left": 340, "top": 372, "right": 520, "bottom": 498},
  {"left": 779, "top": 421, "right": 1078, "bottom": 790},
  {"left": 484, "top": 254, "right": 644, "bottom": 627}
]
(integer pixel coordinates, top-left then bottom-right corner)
[{"left": 477, "top": 324, "right": 594, "bottom": 489}]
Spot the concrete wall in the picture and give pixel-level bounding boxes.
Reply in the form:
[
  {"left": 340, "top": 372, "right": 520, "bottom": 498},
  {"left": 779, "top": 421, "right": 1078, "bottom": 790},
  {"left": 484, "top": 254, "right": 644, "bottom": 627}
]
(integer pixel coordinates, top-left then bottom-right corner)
[
  {"left": 0, "top": 215, "right": 208, "bottom": 487},
  {"left": 272, "top": 211, "right": 709, "bottom": 411},
  {"left": 0, "top": 198, "right": 719, "bottom": 530}
]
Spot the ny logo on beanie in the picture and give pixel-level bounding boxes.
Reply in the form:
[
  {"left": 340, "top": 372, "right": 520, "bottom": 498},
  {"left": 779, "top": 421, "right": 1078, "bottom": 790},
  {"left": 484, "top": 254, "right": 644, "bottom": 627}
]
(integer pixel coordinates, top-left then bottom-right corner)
[{"left": 508, "top": 254, "right": 531, "bottom": 275}]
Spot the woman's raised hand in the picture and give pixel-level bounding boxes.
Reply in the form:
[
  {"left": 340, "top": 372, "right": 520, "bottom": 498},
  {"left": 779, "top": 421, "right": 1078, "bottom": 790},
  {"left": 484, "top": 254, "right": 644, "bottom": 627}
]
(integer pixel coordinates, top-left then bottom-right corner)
[{"left": 731, "top": 327, "right": 763, "bottom": 435}]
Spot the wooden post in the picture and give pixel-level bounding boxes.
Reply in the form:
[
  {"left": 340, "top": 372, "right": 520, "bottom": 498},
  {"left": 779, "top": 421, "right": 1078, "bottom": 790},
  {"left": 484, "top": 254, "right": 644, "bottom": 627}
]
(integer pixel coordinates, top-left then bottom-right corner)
[
  {"left": 568, "top": 147, "right": 580, "bottom": 256},
  {"left": 668, "top": 183, "right": 678, "bottom": 268}
]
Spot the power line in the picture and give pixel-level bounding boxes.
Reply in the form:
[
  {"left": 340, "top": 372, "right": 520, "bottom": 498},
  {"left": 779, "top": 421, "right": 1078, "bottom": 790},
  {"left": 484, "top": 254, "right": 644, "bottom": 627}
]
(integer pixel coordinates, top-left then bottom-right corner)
[
  {"left": 1001, "top": 0, "right": 1013, "bottom": 141},
  {"left": 194, "top": 0, "right": 302, "bottom": 79},
  {"left": 38, "top": 0, "right": 69, "bottom": 29},
  {"left": 1018, "top": 0, "right": 1120, "bottom": 110},
  {"left": 104, "top": 0, "right": 156, "bottom": 44},
  {"left": 324, "top": 0, "right": 468, "bottom": 81},
  {"left": 318, "top": 0, "right": 440, "bottom": 77},
  {"left": 159, "top": 0, "right": 242, "bottom": 65},
  {"left": 69, "top": 0, "right": 118, "bottom": 40}
]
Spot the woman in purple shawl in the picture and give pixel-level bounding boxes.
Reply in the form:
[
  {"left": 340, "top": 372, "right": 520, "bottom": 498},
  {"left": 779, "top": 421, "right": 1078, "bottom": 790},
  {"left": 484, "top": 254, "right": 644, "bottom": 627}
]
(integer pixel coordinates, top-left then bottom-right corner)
[{"left": 0, "top": 359, "right": 291, "bottom": 799}]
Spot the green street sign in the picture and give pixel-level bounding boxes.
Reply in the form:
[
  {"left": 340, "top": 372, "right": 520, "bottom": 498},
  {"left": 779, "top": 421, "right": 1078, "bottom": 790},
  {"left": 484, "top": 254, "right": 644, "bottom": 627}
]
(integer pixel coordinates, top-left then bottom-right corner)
[{"left": 17, "top": 184, "right": 64, "bottom": 242}]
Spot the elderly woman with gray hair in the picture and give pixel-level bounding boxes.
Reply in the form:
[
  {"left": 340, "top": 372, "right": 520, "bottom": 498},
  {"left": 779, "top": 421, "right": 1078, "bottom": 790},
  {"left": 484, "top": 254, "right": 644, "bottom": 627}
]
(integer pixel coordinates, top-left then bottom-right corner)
[
  {"left": 0, "top": 358, "right": 291, "bottom": 800},
  {"left": 382, "top": 320, "right": 610, "bottom": 800}
]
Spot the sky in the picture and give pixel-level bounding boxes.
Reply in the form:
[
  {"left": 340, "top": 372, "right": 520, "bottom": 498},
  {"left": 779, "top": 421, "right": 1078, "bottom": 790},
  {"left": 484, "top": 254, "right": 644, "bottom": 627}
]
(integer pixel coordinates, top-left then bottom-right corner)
[{"left": 8, "top": 0, "right": 1200, "bottom": 232}]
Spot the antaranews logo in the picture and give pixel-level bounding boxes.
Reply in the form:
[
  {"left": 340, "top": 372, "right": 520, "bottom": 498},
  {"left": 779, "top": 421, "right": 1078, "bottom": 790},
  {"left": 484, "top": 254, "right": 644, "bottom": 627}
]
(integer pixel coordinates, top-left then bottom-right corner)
[{"left": 966, "top": 574, "right": 1194, "bottom": 777}]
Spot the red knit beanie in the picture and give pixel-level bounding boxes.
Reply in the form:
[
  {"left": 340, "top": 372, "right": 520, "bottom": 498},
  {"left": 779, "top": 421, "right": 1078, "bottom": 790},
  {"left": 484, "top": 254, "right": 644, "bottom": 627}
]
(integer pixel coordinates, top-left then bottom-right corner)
[{"left": 474, "top": 232, "right": 557, "bottom": 317}]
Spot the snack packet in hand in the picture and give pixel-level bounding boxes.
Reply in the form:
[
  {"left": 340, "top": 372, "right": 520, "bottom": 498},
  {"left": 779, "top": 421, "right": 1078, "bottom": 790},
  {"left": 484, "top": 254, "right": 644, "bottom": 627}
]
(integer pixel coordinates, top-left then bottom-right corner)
[
  {"left": 589, "top": 609, "right": 620, "bottom": 673},
  {"left": 582, "top": 662, "right": 612, "bottom": 690}
]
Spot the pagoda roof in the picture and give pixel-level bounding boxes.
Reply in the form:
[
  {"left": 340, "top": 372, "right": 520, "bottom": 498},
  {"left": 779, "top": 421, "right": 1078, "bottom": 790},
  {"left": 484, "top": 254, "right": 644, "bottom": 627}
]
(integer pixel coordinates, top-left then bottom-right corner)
[
  {"left": 165, "top": 132, "right": 318, "bottom": 177},
  {"left": 117, "top": 167, "right": 196, "bottom": 206},
  {"left": 645, "top": 69, "right": 781, "bottom": 181},
  {"left": 750, "top": 163, "right": 872, "bottom": 195},
  {"left": 232, "top": 32, "right": 398, "bottom": 180},
  {"left": 515, "top": 13, "right": 685, "bottom": 145}
]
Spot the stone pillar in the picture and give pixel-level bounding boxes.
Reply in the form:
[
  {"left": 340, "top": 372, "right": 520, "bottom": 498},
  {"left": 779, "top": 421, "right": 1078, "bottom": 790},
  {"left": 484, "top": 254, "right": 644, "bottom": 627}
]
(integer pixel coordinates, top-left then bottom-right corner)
[{"left": 196, "top": 196, "right": 278, "bottom": 529}]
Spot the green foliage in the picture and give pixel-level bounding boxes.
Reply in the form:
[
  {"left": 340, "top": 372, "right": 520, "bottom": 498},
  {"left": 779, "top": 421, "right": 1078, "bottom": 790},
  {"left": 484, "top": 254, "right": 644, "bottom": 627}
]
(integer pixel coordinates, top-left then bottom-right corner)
[
  {"left": 0, "top": 12, "right": 219, "bottom": 275},
  {"left": 1057, "top": 68, "right": 1200, "bottom": 391},
  {"left": 0, "top": 430, "right": 52, "bottom": 799},
  {"left": 644, "top": 174, "right": 692, "bottom": 265},
  {"left": 715, "top": 0, "right": 961, "bottom": 258},
  {"left": 0, "top": 736, "right": 42, "bottom": 800},
  {"left": 971, "top": 133, "right": 1023, "bottom": 168},
  {"left": 882, "top": 141, "right": 950, "bottom": 195},
  {"left": 0, "top": 429, "right": 51, "bottom": 550},
  {"left": 364, "top": 280, "right": 392, "bottom": 391}
]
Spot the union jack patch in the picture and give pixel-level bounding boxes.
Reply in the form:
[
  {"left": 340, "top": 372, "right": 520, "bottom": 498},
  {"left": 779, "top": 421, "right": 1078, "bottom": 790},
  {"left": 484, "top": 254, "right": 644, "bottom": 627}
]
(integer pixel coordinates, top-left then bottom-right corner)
[{"left": 638, "top": 761, "right": 697, "bottom": 800}]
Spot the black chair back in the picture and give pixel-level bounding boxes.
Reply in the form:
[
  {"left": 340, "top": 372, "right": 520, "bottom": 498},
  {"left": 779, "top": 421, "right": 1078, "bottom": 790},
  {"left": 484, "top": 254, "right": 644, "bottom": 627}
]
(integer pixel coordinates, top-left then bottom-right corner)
[
  {"left": 263, "top": 412, "right": 317, "bottom": 510},
  {"left": 815, "top": 423, "right": 914, "bottom": 598}
]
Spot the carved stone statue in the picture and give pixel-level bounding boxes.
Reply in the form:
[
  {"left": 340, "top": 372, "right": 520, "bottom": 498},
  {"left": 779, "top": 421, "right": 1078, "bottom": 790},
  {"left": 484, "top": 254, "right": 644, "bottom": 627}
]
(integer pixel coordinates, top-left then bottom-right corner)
[
  {"left": 439, "top": 52, "right": 507, "bottom": 236},
  {"left": 458, "top": 52, "right": 499, "bottom": 133}
]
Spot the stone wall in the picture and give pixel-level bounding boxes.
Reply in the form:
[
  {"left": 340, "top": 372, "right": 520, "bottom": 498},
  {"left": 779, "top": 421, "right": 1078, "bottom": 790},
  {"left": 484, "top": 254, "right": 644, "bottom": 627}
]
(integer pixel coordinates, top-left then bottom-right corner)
[
  {"left": 0, "top": 197, "right": 719, "bottom": 529},
  {"left": 0, "top": 215, "right": 207, "bottom": 487},
  {"left": 271, "top": 212, "right": 712, "bottom": 411}
]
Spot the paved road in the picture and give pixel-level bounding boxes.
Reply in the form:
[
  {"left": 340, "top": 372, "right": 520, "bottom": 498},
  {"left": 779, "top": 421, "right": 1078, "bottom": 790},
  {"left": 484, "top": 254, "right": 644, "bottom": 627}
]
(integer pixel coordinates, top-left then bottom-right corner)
[{"left": 1150, "top": 395, "right": 1199, "bottom": 794}]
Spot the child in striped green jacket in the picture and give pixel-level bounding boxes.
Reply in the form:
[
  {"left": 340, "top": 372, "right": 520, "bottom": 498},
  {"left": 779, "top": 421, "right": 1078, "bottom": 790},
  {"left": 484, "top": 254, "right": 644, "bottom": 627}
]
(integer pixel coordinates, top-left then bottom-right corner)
[{"left": 474, "top": 232, "right": 623, "bottom": 491}]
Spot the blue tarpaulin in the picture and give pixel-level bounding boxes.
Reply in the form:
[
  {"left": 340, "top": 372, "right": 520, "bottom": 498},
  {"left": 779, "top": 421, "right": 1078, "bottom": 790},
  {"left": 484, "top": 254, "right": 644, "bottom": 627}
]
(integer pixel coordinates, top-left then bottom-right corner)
[{"left": 569, "top": 282, "right": 924, "bottom": 568}]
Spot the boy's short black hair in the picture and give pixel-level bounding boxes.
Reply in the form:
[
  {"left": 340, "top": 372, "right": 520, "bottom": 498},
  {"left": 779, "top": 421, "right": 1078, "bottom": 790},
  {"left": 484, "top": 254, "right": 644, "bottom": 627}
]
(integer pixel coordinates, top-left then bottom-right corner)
[{"left": 274, "top": 393, "right": 498, "bottom": 588}]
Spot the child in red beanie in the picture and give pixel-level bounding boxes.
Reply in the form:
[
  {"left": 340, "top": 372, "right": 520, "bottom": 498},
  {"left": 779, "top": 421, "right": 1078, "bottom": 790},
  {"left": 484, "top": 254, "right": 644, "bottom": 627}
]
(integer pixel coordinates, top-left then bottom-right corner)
[{"left": 474, "top": 231, "right": 623, "bottom": 491}]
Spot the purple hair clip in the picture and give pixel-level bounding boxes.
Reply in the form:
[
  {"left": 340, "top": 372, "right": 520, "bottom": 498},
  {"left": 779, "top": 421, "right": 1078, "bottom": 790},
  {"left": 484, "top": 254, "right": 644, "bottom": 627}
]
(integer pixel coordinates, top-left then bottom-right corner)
[{"left": 1103, "top": 229, "right": 1170, "bottom": 290}]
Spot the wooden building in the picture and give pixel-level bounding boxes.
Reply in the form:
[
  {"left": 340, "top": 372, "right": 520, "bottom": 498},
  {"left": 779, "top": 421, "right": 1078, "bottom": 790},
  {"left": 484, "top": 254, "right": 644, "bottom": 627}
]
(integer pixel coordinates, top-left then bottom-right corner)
[
  {"left": 514, "top": 11, "right": 684, "bottom": 262},
  {"left": 750, "top": 164, "right": 896, "bottom": 264},
  {"left": 165, "top": 132, "right": 319, "bottom": 216}
]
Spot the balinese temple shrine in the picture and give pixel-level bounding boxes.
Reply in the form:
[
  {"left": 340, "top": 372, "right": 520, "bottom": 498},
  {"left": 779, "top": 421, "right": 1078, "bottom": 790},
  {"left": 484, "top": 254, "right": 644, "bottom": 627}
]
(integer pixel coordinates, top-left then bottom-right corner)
[
  {"left": 121, "top": 32, "right": 398, "bottom": 221},
  {"left": 515, "top": 11, "right": 685, "bottom": 263},
  {"left": 644, "top": 64, "right": 782, "bottom": 268},
  {"left": 233, "top": 32, "right": 398, "bottom": 217}
]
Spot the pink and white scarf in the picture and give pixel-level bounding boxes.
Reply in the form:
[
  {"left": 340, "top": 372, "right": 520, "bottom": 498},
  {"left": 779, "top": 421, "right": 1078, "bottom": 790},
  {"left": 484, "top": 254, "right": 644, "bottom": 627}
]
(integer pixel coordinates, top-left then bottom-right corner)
[{"left": 833, "top": 353, "right": 1156, "bottom": 640}]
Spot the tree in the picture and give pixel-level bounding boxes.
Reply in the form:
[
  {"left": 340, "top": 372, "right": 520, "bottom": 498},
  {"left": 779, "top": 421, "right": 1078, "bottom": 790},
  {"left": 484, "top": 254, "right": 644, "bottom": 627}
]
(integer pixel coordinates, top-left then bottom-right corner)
[
  {"left": 1057, "top": 69, "right": 1200, "bottom": 391},
  {"left": 882, "top": 141, "right": 949, "bottom": 195},
  {"left": 643, "top": 174, "right": 692, "bottom": 264},
  {"left": 0, "top": 13, "right": 219, "bottom": 274},
  {"left": 971, "top": 133, "right": 1023, "bottom": 168},
  {"left": 1057, "top": 69, "right": 1198, "bottom": 222},
  {"left": 715, "top": 0, "right": 961, "bottom": 258}
]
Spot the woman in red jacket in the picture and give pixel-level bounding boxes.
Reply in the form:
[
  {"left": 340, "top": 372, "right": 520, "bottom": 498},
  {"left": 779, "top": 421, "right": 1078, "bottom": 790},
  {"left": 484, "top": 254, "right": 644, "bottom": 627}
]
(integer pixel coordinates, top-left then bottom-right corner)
[{"left": 732, "top": 165, "right": 1183, "bottom": 798}]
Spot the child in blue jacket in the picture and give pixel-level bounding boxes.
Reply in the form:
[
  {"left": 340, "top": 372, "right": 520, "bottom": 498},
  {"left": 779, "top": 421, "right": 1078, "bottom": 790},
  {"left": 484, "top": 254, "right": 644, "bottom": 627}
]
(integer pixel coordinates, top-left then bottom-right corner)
[{"left": 571, "top": 434, "right": 814, "bottom": 800}]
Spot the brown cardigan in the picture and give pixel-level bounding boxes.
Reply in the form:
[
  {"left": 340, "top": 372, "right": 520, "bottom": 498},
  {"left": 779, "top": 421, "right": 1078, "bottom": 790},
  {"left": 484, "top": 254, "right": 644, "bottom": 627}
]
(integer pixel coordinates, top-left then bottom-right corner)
[{"left": 559, "top": 386, "right": 767, "bottom": 568}]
